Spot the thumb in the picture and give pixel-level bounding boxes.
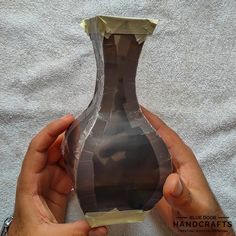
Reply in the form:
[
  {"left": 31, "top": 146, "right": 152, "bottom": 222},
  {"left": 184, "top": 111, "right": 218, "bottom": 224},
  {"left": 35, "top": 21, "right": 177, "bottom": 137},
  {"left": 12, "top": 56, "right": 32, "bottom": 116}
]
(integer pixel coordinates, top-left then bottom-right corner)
[
  {"left": 51, "top": 220, "right": 90, "bottom": 236},
  {"left": 163, "top": 173, "right": 199, "bottom": 215},
  {"left": 51, "top": 220, "right": 107, "bottom": 236},
  {"left": 89, "top": 226, "right": 108, "bottom": 236}
]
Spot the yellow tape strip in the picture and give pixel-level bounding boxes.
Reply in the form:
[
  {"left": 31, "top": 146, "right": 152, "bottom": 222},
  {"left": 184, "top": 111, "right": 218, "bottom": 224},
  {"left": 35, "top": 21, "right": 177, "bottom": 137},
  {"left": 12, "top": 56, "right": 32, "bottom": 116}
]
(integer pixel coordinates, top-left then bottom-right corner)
[
  {"left": 80, "top": 15, "right": 158, "bottom": 43},
  {"left": 85, "top": 209, "right": 148, "bottom": 227}
]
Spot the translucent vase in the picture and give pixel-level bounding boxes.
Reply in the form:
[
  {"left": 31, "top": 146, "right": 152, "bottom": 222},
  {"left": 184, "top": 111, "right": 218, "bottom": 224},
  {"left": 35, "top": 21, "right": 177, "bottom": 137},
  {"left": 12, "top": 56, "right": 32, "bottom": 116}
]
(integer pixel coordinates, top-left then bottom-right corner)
[{"left": 63, "top": 16, "right": 172, "bottom": 227}]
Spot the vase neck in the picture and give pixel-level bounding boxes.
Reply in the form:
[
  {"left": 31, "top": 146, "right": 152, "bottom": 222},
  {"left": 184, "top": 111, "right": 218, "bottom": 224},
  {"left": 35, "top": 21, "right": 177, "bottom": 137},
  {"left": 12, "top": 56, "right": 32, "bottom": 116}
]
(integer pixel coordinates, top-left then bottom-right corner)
[{"left": 100, "top": 34, "right": 144, "bottom": 113}]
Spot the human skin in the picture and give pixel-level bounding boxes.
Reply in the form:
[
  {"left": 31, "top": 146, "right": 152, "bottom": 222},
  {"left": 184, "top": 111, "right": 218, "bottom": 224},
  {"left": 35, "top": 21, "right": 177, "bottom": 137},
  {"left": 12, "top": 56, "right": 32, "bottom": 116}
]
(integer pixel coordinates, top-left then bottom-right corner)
[
  {"left": 7, "top": 109, "right": 235, "bottom": 236},
  {"left": 8, "top": 114, "right": 107, "bottom": 236},
  {"left": 142, "top": 107, "right": 235, "bottom": 236}
]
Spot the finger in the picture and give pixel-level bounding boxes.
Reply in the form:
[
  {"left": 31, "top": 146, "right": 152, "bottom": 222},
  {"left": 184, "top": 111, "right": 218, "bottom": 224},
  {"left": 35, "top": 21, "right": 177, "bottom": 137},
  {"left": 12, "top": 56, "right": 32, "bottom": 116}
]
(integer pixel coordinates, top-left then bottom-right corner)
[
  {"left": 23, "top": 114, "right": 74, "bottom": 174},
  {"left": 141, "top": 106, "right": 196, "bottom": 166},
  {"left": 141, "top": 106, "right": 185, "bottom": 150},
  {"left": 163, "top": 173, "right": 201, "bottom": 215},
  {"left": 47, "top": 133, "right": 64, "bottom": 165},
  {"left": 142, "top": 107, "right": 210, "bottom": 190},
  {"left": 29, "top": 114, "right": 74, "bottom": 153},
  {"left": 89, "top": 226, "right": 108, "bottom": 236},
  {"left": 52, "top": 220, "right": 91, "bottom": 236}
]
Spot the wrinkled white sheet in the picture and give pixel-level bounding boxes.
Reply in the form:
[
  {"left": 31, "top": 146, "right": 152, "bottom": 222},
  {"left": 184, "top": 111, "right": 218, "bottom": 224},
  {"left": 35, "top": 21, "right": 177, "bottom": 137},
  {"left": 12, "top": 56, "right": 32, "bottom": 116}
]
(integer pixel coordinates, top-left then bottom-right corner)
[{"left": 0, "top": 0, "right": 235, "bottom": 235}]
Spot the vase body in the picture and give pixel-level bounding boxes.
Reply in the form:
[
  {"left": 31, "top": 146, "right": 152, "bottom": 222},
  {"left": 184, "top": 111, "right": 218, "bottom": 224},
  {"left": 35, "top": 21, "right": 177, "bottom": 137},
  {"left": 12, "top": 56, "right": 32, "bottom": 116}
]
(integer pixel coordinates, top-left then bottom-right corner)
[{"left": 63, "top": 16, "right": 172, "bottom": 227}]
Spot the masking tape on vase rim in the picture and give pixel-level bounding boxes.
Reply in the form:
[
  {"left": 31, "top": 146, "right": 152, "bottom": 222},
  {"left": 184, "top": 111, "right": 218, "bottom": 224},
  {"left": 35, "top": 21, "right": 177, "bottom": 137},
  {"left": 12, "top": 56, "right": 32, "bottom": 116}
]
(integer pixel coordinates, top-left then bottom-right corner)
[
  {"left": 80, "top": 15, "right": 158, "bottom": 44},
  {"left": 85, "top": 208, "right": 149, "bottom": 227}
]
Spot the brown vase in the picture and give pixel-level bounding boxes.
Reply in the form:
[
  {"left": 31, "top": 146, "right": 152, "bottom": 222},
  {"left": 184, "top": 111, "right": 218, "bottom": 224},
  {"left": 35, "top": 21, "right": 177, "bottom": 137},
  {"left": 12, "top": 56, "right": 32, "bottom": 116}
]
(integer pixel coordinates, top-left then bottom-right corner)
[{"left": 63, "top": 16, "right": 172, "bottom": 227}]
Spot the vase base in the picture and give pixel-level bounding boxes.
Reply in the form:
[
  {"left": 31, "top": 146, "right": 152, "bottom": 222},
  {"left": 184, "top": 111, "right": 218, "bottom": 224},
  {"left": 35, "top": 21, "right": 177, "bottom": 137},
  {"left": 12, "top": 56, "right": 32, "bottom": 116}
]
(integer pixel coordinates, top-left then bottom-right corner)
[{"left": 85, "top": 209, "right": 148, "bottom": 227}]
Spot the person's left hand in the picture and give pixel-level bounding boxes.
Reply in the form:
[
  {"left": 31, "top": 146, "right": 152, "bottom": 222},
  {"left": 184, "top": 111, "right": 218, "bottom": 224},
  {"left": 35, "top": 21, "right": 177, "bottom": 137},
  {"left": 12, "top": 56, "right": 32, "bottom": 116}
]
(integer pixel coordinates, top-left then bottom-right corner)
[{"left": 8, "top": 114, "right": 107, "bottom": 236}]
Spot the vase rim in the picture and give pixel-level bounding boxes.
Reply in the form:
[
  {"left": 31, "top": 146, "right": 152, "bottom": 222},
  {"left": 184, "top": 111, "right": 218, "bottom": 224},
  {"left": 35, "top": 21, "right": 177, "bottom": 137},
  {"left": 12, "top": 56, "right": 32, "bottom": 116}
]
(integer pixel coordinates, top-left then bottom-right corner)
[{"left": 80, "top": 15, "right": 158, "bottom": 43}]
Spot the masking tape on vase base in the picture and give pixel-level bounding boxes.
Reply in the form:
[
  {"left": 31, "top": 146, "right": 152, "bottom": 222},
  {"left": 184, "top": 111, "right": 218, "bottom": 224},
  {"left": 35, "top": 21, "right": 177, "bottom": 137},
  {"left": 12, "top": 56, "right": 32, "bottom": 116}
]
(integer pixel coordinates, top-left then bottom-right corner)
[
  {"left": 85, "top": 208, "right": 149, "bottom": 227},
  {"left": 80, "top": 15, "right": 158, "bottom": 44}
]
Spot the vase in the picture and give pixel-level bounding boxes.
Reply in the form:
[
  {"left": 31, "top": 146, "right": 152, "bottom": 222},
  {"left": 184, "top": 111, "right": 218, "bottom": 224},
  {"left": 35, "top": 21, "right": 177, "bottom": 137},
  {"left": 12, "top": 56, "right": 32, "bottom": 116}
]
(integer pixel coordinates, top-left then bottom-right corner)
[{"left": 63, "top": 16, "right": 172, "bottom": 227}]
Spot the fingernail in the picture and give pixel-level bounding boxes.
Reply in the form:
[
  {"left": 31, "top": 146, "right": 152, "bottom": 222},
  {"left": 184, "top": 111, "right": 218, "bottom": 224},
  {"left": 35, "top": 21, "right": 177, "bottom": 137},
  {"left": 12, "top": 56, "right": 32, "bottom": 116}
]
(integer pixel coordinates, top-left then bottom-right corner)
[
  {"left": 61, "top": 114, "right": 73, "bottom": 119},
  {"left": 171, "top": 178, "right": 183, "bottom": 197}
]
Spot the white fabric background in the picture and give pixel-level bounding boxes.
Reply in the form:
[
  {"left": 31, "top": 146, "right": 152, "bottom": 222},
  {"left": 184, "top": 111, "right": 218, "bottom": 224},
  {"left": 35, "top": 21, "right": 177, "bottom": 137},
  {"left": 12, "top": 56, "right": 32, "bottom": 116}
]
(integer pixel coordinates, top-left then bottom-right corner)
[{"left": 0, "top": 0, "right": 235, "bottom": 235}]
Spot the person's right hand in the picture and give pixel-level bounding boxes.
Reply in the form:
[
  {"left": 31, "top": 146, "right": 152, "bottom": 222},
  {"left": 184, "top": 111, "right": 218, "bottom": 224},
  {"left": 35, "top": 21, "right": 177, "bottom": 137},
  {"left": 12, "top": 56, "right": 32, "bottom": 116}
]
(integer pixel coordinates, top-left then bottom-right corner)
[{"left": 142, "top": 107, "right": 235, "bottom": 236}]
